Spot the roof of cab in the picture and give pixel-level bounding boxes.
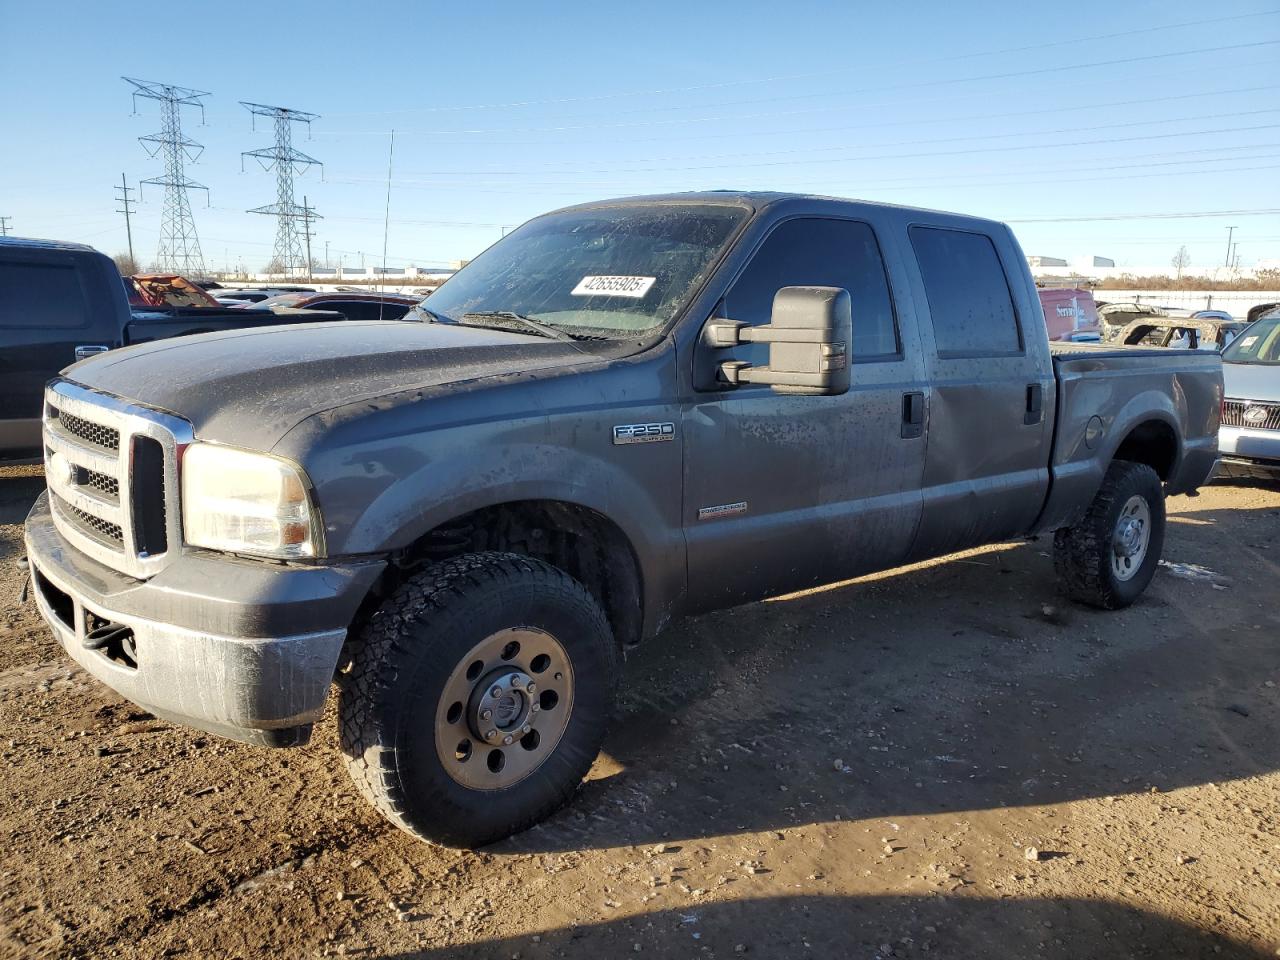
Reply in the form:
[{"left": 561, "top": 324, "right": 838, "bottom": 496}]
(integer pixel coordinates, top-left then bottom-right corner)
[
  {"left": 0, "top": 236, "right": 99, "bottom": 253},
  {"left": 547, "top": 191, "right": 1008, "bottom": 227}
]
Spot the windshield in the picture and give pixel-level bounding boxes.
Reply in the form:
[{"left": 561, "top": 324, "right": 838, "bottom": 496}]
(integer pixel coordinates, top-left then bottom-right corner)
[
  {"left": 421, "top": 203, "right": 748, "bottom": 338},
  {"left": 1222, "top": 315, "right": 1280, "bottom": 364}
]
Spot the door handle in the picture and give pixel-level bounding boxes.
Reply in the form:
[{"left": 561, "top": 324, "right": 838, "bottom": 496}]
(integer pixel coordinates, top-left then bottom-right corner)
[
  {"left": 74, "top": 345, "right": 109, "bottom": 361},
  {"left": 1024, "top": 383, "right": 1044, "bottom": 425},
  {"left": 901, "top": 391, "right": 925, "bottom": 439}
]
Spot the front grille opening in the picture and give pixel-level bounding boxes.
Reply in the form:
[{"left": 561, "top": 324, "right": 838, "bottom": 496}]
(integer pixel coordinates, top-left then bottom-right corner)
[
  {"left": 1222, "top": 400, "right": 1280, "bottom": 431},
  {"left": 65, "top": 500, "right": 124, "bottom": 544},
  {"left": 84, "top": 469, "right": 120, "bottom": 500},
  {"left": 131, "top": 436, "right": 168, "bottom": 556},
  {"left": 84, "top": 609, "right": 137, "bottom": 670},
  {"left": 53, "top": 409, "right": 121, "bottom": 451},
  {"left": 33, "top": 570, "right": 74, "bottom": 629}
]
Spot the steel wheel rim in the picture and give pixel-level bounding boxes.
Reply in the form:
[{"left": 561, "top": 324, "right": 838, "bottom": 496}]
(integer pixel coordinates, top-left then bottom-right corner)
[
  {"left": 1111, "top": 494, "right": 1151, "bottom": 582},
  {"left": 434, "top": 627, "right": 574, "bottom": 791}
]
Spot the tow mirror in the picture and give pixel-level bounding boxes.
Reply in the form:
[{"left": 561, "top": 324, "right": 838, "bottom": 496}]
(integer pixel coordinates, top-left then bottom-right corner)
[{"left": 706, "top": 286, "right": 851, "bottom": 396}]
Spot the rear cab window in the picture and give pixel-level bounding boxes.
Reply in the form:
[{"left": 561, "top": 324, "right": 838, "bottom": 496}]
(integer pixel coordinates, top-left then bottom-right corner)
[{"left": 909, "top": 226, "right": 1022, "bottom": 357}]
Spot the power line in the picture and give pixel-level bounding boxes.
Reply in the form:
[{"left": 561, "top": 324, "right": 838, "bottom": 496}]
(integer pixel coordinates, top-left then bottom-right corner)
[
  {"left": 357, "top": 106, "right": 1280, "bottom": 177},
  {"left": 1007, "top": 209, "right": 1280, "bottom": 224},
  {"left": 326, "top": 11, "right": 1280, "bottom": 118},
  {"left": 241, "top": 101, "right": 322, "bottom": 274},
  {"left": 124, "top": 77, "right": 210, "bottom": 276},
  {"left": 323, "top": 122, "right": 1280, "bottom": 180}
]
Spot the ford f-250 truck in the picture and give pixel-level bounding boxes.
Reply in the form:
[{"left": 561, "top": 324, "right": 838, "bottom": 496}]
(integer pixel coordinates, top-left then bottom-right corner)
[{"left": 23, "top": 193, "right": 1222, "bottom": 848}]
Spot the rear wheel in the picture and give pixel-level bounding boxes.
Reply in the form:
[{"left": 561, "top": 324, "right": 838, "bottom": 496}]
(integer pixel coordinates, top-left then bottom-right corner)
[
  {"left": 1053, "top": 460, "right": 1166, "bottom": 609},
  {"left": 338, "top": 552, "right": 618, "bottom": 848}
]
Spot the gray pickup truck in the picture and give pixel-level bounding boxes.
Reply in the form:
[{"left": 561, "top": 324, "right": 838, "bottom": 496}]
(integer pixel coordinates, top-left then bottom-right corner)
[{"left": 23, "top": 193, "right": 1222, "bottom": 848}]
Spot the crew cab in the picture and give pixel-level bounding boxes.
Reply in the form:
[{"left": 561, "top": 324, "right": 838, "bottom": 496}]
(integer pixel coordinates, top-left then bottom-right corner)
[
  {"left": 0, "top": 237, "right": 343, "bottom": 459},
  {"left": 22, "top": 193, "right": 1222, "bottom": 848}
]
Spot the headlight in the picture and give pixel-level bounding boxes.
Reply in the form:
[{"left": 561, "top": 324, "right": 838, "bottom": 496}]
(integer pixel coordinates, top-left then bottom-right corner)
[{"left": 181, "top": 444, "right": 323, "bottom": 559}]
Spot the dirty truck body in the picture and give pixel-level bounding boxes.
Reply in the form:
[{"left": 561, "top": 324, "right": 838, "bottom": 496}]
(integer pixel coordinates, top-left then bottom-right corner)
[{"left": 24, "top": 193, "right": 1221, "bottom": 847}]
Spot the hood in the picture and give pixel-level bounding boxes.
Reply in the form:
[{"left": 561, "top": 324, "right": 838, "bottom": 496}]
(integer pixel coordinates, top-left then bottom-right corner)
[
  {"left": 1223, "top": 361, "right": 1280, "bottom": 403},
  {"left": 65, "top": 320, "right": 592, "bottom": 450}
]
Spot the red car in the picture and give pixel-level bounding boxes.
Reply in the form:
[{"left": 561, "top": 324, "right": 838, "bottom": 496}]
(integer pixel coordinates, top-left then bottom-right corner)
[
  {"left": 125, "top": 274, "right": 221, "bottom": 309},
  {"left": 1038, "top": 287, "right": 1101, "bottom": 342}
]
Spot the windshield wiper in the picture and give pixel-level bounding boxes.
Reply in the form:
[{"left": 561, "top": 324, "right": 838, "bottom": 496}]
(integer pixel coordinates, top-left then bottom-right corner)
[{"left": 458, "top": 311, "right": 579, "bottom": 343}]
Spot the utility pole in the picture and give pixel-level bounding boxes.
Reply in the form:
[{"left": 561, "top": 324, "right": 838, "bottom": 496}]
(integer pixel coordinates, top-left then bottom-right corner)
[
  {"left": 0, "top": 217, "right": 11, "bottom": 236},
  {"left": 301, "top": 194, "right": 315, "bottom": 282},
  {"left": 324, "top": 240, "right": 329, "bottom": 269},
  {"left": 1231, "top": 242, "right": 1240, "bottom": 272},
  {"left": 114, "top": 174, "right": 136, "bottom": 263},
  {"left": 241, "top": 102, "right": 321, "bottom": 276},
  {"left": 1225, "top": 226, "right": 1237, "bottom": 267},
  {"left": 124, "top": 77, "right": 210, "bottom": 276}
]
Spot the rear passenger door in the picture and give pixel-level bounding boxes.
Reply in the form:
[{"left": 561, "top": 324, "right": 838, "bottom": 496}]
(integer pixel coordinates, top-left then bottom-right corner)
[
  {"left": 683, "top": 216, "right": 929, "bottom": 610},
  {"left": 904, "top": 225, "right": 1052, "bottom": 560}
]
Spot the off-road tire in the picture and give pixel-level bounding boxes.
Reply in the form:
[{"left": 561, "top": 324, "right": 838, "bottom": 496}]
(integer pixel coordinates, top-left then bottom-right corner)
[
  {"left": 338, "top": 552, "right": 618, "bottom": 848},
  {"left": 1053, "top": 460, "right": 1165, "bottom": 610}
]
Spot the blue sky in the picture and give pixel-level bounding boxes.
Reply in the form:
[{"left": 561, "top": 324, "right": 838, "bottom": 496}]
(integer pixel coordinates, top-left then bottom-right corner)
[{"left": 2, "top": 0, "right": 1278, "bottom": 274}]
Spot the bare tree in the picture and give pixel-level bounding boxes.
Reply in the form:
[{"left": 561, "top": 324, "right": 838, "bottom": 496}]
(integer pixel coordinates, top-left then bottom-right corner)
[
  {"left": 112, "top": 252, "right": 140, "bottom": 276},
  {"left": 1171, "top": 246, "right": 1191, "bottom": 280}
]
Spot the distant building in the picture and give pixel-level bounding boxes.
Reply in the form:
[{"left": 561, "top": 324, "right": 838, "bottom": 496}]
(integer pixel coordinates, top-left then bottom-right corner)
[{"left": 1028, "top": 255, "right": 1068, "bottom": 267}]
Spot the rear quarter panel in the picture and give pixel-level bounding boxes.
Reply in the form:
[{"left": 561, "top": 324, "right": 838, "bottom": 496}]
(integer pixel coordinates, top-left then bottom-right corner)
[{"left": 1033, "top": 344, "right": 1222, "bottom": 533}]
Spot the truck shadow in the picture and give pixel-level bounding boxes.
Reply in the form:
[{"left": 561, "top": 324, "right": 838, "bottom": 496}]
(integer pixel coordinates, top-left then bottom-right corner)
[
  {"left": 375, "top": 892, "right": 1269, "bottom": 959},
  {"left": 501, "top": 502, "right": 1279, "bottom": 853}
]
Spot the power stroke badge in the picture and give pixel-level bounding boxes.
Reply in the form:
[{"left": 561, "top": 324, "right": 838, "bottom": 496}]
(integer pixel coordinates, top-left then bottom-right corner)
[{"left": 612, "top": 422, "right": 675, "bottom": 445}]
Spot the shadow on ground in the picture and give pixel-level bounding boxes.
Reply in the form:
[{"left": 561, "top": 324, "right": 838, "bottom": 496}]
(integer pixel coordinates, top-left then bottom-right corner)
[
  {"left": 377, "top": 893, "right": 1270, "bottom": 959},
  {"left": 496, "top": 501, "right": 1279, "bottom": 853}
]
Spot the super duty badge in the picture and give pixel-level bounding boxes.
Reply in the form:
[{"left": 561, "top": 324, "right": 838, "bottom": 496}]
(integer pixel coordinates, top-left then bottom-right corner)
[{"left": 613, "top": 422, "right": 675, "bottom": 445}]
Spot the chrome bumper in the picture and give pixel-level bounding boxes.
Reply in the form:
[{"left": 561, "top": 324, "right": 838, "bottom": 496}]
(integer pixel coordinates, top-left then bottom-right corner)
[{"left": 24, "top": 491, "right": 384, "bottom": 747}]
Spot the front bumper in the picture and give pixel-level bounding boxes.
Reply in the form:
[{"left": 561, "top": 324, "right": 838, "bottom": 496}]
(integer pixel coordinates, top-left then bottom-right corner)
[
  {"left": 24, "top": 491, "right": 385, "bottom": 746},
  {"left": 1217, "top": 425, "right": 1280, "bottom": 481}
]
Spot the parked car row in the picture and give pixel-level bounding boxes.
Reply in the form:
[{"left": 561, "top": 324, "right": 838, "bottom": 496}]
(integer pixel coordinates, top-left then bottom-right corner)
[{"left": 0, "top": 238, "right": 415, "bottom": 460}]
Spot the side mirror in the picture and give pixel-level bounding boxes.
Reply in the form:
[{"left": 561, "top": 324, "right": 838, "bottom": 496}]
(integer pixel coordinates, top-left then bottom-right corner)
[{"left": 706, "top": 286, "right": 851, "bottom": 396}]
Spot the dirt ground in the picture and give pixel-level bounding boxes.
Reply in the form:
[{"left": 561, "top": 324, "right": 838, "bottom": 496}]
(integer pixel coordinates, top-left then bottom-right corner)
[{"left": 1, "top": 464, "right": 1278, "bottom": 960}]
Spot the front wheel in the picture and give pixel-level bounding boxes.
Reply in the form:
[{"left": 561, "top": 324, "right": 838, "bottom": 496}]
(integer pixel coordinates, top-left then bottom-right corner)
[
  {"left": 338, "top": 552, "right": 618, "bottom": 848},
  {"left": 1053, "top": 460, "right": 1166, "bottom": 610}
]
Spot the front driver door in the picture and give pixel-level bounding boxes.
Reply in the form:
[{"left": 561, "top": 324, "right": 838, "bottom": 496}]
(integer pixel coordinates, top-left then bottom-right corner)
[{"left": 682, "top": 216, "right": 928, "bottom": 613}]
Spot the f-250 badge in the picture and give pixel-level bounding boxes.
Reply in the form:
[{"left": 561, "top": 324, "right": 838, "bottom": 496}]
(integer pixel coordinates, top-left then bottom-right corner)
[{"left": 613, "top": 422, "right": 675, "bottom": 445}]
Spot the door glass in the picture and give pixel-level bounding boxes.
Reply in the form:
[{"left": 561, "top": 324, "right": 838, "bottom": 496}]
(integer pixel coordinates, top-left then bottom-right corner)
[
  {"left": 909, "top": 226, "right": 1022, "bottom": 357},
  {"left": 0, "top": 261, "right": 89, "bottom": 329},
  {"left": 725, "top": 218, "right": 899, "bottom": 358}
]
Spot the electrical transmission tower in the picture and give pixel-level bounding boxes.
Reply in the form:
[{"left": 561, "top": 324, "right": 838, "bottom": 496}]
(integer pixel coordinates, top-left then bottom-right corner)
[
  {"left": 123, "top": 77, "right": 210, "bottom": 276},
  {"left": 241, "top": 102, "right": 321, "bottom": 275}
]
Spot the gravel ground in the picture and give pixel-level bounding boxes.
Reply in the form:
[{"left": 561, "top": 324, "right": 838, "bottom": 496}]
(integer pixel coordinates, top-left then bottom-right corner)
[{"left": 1, "top": 465, "right": 1278, "bottom": 959}]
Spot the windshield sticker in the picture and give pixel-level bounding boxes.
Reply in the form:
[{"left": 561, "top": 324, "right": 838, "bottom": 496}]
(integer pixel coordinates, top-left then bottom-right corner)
[
  {"left": 571, "top": 275, "right": 656, "bottom": 298},
  {"left": 1238, "top": 335, "right": 1259, "bottom": 349}
]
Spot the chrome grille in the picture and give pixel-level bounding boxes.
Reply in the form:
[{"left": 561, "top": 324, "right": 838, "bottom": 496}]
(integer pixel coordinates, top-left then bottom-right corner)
[
  {"left": 84, "top": 470, "right": 119, "bottom": 499},
  {"left": 66, "top": 502, "right": 124, "bottom": 543},
  {"left": 43, "top": 381, "right": 192, "bottom": 579},
  {"left": 56, "top": 410, "right": 120, "bottom": 451},
  {"left": 1223, "top": 399, "right": 1280, "bottom": 431}
]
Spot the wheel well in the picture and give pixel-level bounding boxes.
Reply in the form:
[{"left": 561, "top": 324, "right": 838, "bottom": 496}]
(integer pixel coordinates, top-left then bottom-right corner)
[
  {"left": 1112, "top": 419, "right": 1177, "bottom": 480},
  {"left": 355, "top": 500, "right": 643, "bottom": 650}
]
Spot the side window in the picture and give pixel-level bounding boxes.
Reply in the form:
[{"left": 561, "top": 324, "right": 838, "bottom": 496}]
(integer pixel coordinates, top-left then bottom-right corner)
[
  {"left": 724, "top": 217, "right": 899, "bottom": 359},
  {"left": 0, "top": 259, "right": 90, "bottom": 330},
  {"left": 909, "top": 226, "right": 1022, "bottom": 357}
]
